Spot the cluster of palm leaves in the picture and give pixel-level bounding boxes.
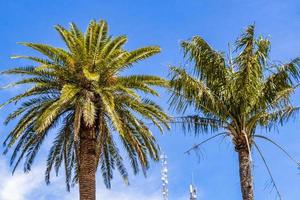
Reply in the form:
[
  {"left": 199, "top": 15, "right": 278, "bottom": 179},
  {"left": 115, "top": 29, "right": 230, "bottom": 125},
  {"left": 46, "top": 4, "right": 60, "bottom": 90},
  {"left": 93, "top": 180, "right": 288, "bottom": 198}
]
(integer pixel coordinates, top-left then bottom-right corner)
[
  {"left": 169, "top": 25, "right": 300, "bottom": 200},
  {"left": 1, "top": 20, "right": 169, "bottom": 197},
  {"left": 1, "top": 20, "right": 299, "bottom": 200}
]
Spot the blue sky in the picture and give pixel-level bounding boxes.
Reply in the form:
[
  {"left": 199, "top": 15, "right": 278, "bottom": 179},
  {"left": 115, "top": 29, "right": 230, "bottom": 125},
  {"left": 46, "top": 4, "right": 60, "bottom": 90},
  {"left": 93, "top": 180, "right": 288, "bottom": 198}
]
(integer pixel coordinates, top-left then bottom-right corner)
[{"left": 0, "top": 0, "right": 300, "bottom": 199}]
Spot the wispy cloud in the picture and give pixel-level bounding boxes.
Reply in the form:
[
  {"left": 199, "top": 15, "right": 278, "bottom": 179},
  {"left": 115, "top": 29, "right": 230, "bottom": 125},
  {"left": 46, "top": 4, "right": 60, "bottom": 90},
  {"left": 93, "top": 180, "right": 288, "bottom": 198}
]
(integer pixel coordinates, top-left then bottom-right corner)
[
  {"left": 0, "top": 159, "right": 43, "bottom": 200},
  {"left": 0, "top": 157, "right": 168, "bottom": 200}
]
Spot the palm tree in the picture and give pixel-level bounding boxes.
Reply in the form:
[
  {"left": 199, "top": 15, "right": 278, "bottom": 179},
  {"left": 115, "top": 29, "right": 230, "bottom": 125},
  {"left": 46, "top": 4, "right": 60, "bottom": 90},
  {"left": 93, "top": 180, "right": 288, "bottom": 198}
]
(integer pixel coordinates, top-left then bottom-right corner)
[
  {"left": 1, "top": 20, "right": 169, "bottom": 200},
  {"left": 169, "top": 25, "right": 300, "bottom": 200}
]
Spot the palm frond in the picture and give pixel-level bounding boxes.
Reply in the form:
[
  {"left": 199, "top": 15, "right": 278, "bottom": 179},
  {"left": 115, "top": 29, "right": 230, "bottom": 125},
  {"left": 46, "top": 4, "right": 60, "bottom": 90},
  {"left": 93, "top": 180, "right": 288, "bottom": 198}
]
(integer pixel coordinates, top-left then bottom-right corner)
[{"left": 1, "top": 19, "right": 169, "bottom": 191}]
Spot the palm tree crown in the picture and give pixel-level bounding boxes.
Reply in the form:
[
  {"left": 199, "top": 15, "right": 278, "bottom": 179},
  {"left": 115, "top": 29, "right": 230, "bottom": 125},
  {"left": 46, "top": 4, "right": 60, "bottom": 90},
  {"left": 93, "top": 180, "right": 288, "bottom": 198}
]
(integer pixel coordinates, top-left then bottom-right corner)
[
  {"left": 2, "top": 19, "right": 169, "bottom": 191},
  {"left": 169, "top": 25, "right": 300, "bottom": 200}
]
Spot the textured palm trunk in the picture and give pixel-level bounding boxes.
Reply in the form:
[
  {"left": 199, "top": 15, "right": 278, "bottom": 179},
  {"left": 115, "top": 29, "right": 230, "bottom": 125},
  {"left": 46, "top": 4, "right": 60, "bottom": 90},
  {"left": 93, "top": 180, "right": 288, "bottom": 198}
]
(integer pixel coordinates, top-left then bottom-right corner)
[
  {"left": 79, "top": 124, "right": 96, "bottom": 200},
  {"left": 238, "top": 148, "right": 254, "bottom": 200}
]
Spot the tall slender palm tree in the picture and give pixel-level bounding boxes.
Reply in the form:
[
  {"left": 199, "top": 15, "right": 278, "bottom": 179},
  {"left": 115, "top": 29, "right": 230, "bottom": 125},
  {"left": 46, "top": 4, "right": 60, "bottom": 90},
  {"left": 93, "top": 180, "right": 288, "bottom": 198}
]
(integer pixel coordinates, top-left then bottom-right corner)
[
  {"left": 1, "top": 20, "right": 169, "bottom": 200},
  {"left": 169, "top": 25, "right": 300, "bottom": 200}
]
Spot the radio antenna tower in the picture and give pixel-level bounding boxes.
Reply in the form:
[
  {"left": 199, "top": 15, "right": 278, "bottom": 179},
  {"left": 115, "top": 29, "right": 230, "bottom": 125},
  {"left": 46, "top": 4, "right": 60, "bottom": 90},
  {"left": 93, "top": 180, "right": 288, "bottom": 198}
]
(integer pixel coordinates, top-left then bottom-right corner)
[
  {"left": 189, "top": 184, "right": 197, "bottom": 200},
  {"left": 160, "top": 153, "right": 168, "bottom": 200},
  {"left": 189, "top": 173, "right": 197, "bottom": 200}
]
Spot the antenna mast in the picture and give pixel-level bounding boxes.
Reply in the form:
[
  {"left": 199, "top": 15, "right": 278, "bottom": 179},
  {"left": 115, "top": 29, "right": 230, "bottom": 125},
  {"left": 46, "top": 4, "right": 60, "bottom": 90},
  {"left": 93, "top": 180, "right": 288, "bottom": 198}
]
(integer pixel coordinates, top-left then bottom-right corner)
[
  {"left": 161, "top": 153, "right": 168, "bottom": 200},
  {"left": 189, "top": 183, "right": 197, "bottom": 200}
]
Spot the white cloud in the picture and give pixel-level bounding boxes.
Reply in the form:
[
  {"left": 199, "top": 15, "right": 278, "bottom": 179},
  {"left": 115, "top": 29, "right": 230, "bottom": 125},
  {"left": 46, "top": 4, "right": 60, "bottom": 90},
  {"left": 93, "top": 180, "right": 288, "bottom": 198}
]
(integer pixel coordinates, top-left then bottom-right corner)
[
  {"left": 66, "top": 188, "right": 162, "bottom": 200},
  {"left": 0, "top": 158, "right": 166, "bottom": 200},
  {"left": 0, "top": 160, "right": 43, "bottom": 200}
]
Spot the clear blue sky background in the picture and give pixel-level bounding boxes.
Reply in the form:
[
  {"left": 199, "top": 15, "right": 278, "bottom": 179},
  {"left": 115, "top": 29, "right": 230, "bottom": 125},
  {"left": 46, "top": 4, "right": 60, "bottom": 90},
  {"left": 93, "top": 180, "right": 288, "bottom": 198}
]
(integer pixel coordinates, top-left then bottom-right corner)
[{"left": 0, "top": 0, "right": 300, "bottom": 200}]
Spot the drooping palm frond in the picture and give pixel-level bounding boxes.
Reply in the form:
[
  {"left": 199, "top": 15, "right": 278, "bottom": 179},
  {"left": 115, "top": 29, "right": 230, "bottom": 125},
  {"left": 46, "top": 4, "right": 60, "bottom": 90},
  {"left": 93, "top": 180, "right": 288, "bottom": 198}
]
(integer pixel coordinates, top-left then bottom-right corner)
[
  {"left": 169, "top": 24, "right": 300, "bottom": 198},
  {"left": 2, "top": 19, "right": 169, "bottom": 190},
  {"left": 170, "top": 24, "right": 300, "bottom": 136}
]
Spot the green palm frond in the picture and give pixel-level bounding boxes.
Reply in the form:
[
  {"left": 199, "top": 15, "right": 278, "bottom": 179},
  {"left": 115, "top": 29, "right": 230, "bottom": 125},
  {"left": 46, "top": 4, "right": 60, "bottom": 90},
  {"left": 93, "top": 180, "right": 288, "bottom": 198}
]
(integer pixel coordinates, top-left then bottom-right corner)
[
  {"left": 170, "top": 24, "right": 300, "bottom": 137},
  {"left": 125, "top": 46, "right": 161, "bottom": 66},
  {"left": 169, "top": 25, "right": 300, "bottom": 199},
  {"left": 181, "top": 36, "right": 227, "bottom": 89},
  {"left": 1, "top": 19, "right": 169, "bottom": 191}
]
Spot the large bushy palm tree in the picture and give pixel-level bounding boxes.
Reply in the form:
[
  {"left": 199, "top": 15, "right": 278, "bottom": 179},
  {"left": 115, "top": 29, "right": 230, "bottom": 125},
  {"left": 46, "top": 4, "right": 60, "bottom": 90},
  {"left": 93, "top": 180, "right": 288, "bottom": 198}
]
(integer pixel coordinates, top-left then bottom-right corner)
[
  {"left": 169, "top": 25, "right": 300, "bottom": 200},
  {"left": 1, "top": 20, "right": 169, "bottom": 200}
]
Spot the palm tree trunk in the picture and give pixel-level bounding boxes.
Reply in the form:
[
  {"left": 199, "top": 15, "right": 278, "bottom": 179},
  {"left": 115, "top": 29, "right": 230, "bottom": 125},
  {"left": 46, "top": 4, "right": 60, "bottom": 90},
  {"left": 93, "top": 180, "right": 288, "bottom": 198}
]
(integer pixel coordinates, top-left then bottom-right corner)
[
  {"left": 79, "top": 124, "right": 96, "bottom": 200},
  {"left": 238, "top": 148, "right": 254, "bottom": 200}
]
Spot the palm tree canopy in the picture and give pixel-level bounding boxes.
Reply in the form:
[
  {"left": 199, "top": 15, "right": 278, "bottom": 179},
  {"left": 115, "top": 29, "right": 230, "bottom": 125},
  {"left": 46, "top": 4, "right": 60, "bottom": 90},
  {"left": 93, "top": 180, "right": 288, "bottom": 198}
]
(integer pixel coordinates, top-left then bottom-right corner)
[
  {"left": 1, "top": 20, "right": 169, "bottom": 190},
  {"left": 169, "top": 25, "right": 300, "bottom": 149}
]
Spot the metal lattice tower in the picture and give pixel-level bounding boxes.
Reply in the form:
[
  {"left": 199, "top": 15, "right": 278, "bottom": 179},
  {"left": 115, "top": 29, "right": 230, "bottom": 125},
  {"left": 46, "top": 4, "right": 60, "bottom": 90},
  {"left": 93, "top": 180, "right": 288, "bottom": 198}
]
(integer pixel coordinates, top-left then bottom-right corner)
[
  {"left": 189, "top": 184, "right": 197, "bottom": 200},
  {"left": 160, "top": 153, "right": 168, "bottom": 200}
]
